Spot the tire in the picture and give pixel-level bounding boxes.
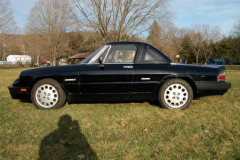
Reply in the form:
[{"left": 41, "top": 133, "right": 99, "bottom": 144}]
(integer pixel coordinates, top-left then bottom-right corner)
[
  {"left": 31, "top": 78, "right": 66, "bottom": 109},
  {"left": 159, "top": 78, "right": 193, "bottom": 110}
]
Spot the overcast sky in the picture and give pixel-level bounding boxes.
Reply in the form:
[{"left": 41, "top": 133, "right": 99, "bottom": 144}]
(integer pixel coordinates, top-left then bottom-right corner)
[{"left": 10, "top": 0, "right": 240, "bottom": 36}]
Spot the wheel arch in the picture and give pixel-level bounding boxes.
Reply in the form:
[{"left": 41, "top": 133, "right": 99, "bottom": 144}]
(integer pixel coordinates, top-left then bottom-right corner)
[
  {"left": 30, "top": 77, "right": 67, "bottom": 109},
  {"left": 29, "top": 77, "right": 69, "bottom": 100},
  {"left": 156, "top": 75, "right": 197, "bottom": 99}
]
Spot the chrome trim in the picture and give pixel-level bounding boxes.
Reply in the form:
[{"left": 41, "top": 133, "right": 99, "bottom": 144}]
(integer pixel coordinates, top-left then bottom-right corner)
[
  {"left": 65, "top": 79, "right": 76, "bottom": 82},
  {"left": 141, "top": 78, "right": 150, "bottom": 81},
  {"left": 123, "top": 66, "right": 133, "bottom": 69},
  {"left": 89, "top": 45, "right": 110, "bottom": 64},
  {"left": 105, "top": 63, "right": 134, "bottom": 64},
  {"left": 102, "top": 46, "right": 112, "bottom": 63},
  {"left": 88, "top": 63, "right": 134, "bottom": 65}
]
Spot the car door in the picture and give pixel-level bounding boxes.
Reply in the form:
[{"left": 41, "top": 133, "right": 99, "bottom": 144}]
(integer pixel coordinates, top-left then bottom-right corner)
[
  {"left": 133, "top": 45, "right": 172, "bottom": 94},
  {"left": 79, "top": 44, "right": 138, "bottom": 97}
]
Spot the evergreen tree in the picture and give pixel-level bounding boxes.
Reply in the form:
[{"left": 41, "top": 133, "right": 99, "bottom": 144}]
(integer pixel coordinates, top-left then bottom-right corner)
[
  {"left": 212, "top": 36, "right": 240, "bottom": 64},
  {"left": 180, "top": 35, "right": 195, "bottom": 63},
  {"left": 147, "top": 20, "right": 161, "bottom": 49}
]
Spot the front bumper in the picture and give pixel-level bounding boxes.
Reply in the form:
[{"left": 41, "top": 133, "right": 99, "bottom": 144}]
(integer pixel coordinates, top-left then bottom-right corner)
[
  {"left": 195, "top": 81, "right": 231, "bottom": 96},
  {"left": 8, "top": 86, "right": 30, "bottom": 100}
]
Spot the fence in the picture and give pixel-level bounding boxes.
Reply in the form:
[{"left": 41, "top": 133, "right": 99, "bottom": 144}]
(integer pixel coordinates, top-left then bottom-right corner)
[
  {"left": 0, "top": 61, "right": 15, "bottom": 65},
  {"left": 207, "top": 58, "right": 234, "bottom": 65}
]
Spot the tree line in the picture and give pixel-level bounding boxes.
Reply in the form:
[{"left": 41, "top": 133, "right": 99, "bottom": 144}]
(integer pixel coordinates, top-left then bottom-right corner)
[
  {"left": 0, "top": 0, "right": 240, "bottom": 65},
  {"left": 147, "top": 21, "right": 240, "bottom": 65}
]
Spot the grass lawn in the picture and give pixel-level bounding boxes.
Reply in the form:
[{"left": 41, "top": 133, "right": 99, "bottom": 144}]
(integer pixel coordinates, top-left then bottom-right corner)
[{"left": 0, "top": 66, "right": 240, "bottom": 159}]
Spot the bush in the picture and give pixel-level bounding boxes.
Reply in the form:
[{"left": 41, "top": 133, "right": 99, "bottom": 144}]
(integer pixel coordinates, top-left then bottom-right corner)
[{"left": 29, "top": 62, "right": 35, "bottom": 67}]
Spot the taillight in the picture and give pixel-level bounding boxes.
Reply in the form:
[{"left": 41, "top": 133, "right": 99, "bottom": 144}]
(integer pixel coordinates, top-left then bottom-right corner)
[
  {"left": 218, "top": 75, "right": 225, "bottom": 82},
  {"left": 218, "top": 75, "right": 225, "bottom": 79}
]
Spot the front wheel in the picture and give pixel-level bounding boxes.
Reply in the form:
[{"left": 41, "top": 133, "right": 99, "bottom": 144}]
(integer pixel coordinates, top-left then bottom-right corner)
[
  {"left": 31, "top": 78, "right": 66, "bottom": 109},
  {"left": 159, "top": 78, "right": 193, "bottom": 110}
]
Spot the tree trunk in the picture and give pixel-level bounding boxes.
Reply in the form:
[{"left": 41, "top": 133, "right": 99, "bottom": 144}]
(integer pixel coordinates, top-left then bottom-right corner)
[
  {"left": 196, "top": 54, "right": 199, "bottom": 65},
  {"left": 204, "top": 55, "right": 207, "bottom": 65},
  {"left": 37, "top": 55, "right": 39, "bottom": 65},
  {"left": 53, "top": 58, "right": 56, "bottom": 66},
  {"left": 52, "top": 47, "right": 57, "bottom": 66}
]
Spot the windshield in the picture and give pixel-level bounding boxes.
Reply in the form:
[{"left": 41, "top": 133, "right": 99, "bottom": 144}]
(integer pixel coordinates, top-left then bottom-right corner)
[{"left": 81, "top": 46, "right": 103, "bottom": 64}]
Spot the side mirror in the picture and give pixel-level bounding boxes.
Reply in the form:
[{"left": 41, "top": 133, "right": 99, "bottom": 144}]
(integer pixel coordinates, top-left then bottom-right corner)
[
  {"left": 98, "top": 57, "right": 103, "bottom": 64},
  {"left": 97, "top": 57, "right": 104, "bottom": 68}
]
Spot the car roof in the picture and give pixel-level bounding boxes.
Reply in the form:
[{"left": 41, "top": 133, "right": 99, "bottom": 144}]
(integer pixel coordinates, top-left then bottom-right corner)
[
  {"left": 105, "top": 41, "right": 173, "bottom": 63},
  {"left": 105, "top": 41, "right": 149, "bottom": 46}
]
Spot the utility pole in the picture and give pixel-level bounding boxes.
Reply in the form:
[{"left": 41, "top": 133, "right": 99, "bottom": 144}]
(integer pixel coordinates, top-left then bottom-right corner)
[{"left": 3, "top": 44, "right": 6, "bottom": 62}]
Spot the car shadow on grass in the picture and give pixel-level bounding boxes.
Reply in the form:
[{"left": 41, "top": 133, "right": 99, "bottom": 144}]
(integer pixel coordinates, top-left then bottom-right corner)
[
  {"left": 69, "top": 100, "right": 162, "bottom": 107},
  {"left": 39, "top": 114, "right": 98, "bottom": 160}
]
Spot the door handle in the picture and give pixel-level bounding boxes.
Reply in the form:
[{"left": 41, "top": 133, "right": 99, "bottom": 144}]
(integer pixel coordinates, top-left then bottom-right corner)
[{"left": 123, "top": 66, "right": 133, "bottom": 69}]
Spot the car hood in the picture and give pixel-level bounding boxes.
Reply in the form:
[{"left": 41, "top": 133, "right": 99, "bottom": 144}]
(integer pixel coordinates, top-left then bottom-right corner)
[{"left": 20, "top": 64, "right": 81, "bottom": 76}]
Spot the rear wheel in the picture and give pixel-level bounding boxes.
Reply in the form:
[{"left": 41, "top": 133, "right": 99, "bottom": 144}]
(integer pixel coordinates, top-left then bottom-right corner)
[
  {"left": 31, "top": 78, "right": 66, "bottom": 109},
  {"left": 159, "top": 78, "right": 193, "bottom": 110}
]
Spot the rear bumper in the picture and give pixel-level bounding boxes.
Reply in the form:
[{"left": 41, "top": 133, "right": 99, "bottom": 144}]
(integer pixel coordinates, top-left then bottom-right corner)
[
  {"left": 196, "top": 81, "right": 231, "bottom": 96},
  {"left": 8, "top": 86, "right": 30, "bottom": 100}
]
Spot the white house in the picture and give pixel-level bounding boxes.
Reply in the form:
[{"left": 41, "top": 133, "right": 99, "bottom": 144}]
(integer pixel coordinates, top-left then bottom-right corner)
[{"left": 7, "top": 55, "right": 31, "bottom": 65}]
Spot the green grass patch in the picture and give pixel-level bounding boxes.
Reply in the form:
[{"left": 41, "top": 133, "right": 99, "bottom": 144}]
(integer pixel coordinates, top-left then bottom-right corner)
[
  {"left": 225, "top": 65, "right": 240, "bottom": 70},
  {"left": 0, "top": 67, "right": 240, "bottom": 159}
]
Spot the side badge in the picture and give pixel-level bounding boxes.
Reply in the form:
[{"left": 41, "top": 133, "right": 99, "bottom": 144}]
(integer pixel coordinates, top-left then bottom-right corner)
[{"left": 65, "top": 79, "right": 76, "bottom": 82}]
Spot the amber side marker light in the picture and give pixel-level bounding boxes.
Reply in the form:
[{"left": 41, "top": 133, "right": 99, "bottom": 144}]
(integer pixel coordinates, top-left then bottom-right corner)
[{"left": 21, "top": 89, "right": 27, "bottom": 92}]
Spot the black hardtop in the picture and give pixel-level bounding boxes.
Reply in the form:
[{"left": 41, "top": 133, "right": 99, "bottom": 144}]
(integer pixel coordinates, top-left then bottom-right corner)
[{"left": 106, "top": 41, "right": 148, "bottom": 46}]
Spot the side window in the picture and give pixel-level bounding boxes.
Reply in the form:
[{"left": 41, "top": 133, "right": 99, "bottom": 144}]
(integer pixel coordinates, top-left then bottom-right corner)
[
  {"left": 104, "top": 45, "right": 137, "bottom": 63},
  {"left": 92, "top": 46, "right": 110, "bottom": 63},
  {"left": 143, "top": 47, "right": 165, "bottom": 62}
]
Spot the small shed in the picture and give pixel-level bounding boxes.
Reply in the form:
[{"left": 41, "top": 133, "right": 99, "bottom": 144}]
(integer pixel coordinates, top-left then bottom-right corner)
[
  {"left": 68, "top": 52, "right": 93, "bottom": 64},
  {"left": 7, "top": 55, "right": 31, "bottom": 65}
]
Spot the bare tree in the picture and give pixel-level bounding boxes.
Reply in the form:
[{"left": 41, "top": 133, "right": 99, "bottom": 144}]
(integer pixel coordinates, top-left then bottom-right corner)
[
  {"left": 188, "top": 24, "right": 208, "bottom": 64},
  {"left": 188, "top": 25, "right": 221, "bottom": 64},
  {"left": 0, "top": 0, "right": 18, "bottom": 61},
  {"left": 202, "top": 26, "right": 221, "bottom": 64},
  {"left": 158, "top": 22, "right": 183, "bottom": 61},
  {"left": 147, "top": 21, "right": 185, "bottom": 61},
  {"left": 20, "top": 34, "right": 43, "bottom": 64},
  {"left": 231, "top": 19, "right": 240, "bottom": 38},
  {"left": 25, "top": 0, "right": 75, "bottom": 66},
  {"left": 73, "top": 0, "right": 171, "bottom": 41}
]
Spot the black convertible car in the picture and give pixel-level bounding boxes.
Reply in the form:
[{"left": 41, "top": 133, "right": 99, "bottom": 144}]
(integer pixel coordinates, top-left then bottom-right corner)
[{"left": 8, "top": 42, "right": 231, "bottom": 110}]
